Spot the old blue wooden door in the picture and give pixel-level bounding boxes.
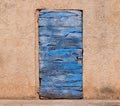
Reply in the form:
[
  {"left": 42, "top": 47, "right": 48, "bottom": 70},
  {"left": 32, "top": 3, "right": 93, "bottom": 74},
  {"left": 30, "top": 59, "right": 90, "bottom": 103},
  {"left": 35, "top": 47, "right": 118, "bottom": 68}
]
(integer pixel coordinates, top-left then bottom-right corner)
[{"left": 39, "top": 10, "right": 83, "bottom": 99}]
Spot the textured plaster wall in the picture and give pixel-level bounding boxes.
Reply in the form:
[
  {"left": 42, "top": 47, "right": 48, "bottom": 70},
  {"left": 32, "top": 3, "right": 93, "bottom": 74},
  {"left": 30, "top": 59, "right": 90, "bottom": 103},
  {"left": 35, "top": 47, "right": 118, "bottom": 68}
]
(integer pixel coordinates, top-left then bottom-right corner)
[{"left": 0, "top": 0, "right": 120, "bottom": 99}]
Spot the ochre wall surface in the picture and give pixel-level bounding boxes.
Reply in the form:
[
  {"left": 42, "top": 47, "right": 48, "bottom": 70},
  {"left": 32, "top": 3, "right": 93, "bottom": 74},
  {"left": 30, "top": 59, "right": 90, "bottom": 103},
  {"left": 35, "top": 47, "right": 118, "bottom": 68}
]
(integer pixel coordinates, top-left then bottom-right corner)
[{"left": 0, "top": 0, "right": 120, "bottom": 99}]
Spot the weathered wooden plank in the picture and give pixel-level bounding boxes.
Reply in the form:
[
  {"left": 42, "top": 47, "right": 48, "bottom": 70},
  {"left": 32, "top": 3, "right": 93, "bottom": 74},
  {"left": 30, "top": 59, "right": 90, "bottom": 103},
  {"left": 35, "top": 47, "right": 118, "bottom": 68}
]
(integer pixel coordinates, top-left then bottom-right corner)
[
  {"left": 39, "top": 33, "right": 82, "bottom": 43},
  {"left": 40, "top": 55, "right": 82, "bottom": 63},
  {"left": 40, "top": 68, "right": 82, "bottom": 75},
  {"left": 40, "top": 89, "right": 82, "bottom": 99},
  {"left": 40, "top": 80, "right": 82, "bottom": 87},
  {"left": 40, "top": 86, "right": 82, "bottom": 99},
  {"left": 40, "top": 10, "right": 82, "bottom": 14},
  {"left": 40, "top": 38, "right": 82, "bottom": 50},
  {"left": 47, "top": 48, "right": 82, "bottom": 56},
  {"left": 40, "top": 43, "right": 82, "bottom": 50},
  {"left": 40, "top": 75, "right": 82, "bottom": 86},
  {"left": 40, "top": 73, "right": 82, "bottom": 80},
  {"left": 40, "top": 86, "right": 82, "bottom": 92},
  {"left": 39, "top": 17, "right": 82, "bottom": 27},
  {"left": 39, "top": 27, "right": 82, "bottom": 37},
  {"left": 40, "top": 86, "right": 82, "bottom": 90},
  {"left": 39, "top": 32, "right": 82, "bottom": 37},
  {"left": 40, "top": 58, "right": 82, "bottom": 63},
  {"left": 40, "top": 49, "right": 82, "bottom": 62},
  {"left": 40, "top": 10, "right": 82, "bottom": 18},
  {"left": 40, "top": 61, "right": 82, "bottom": 69}
]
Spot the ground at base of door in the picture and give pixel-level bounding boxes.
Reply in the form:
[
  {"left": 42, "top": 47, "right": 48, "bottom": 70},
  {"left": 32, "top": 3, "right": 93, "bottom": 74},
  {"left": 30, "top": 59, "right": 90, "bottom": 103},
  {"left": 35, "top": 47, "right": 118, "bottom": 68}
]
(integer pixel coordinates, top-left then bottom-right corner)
[{"left": 0, "top": 100, "right": 119, "bottom": 106}]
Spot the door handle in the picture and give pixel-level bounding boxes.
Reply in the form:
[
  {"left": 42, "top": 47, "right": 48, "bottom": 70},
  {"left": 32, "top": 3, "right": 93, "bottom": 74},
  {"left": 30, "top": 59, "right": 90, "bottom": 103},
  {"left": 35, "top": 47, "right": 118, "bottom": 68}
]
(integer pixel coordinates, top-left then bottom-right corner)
[{"left": 76, "top": 57, "right": 82, "bottom": 61}]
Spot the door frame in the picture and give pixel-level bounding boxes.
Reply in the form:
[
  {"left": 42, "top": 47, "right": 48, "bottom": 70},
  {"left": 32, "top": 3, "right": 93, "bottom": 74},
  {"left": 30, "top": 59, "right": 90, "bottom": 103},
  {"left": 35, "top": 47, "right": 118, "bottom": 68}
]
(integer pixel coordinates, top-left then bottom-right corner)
[{"left": 35, "top": 9, "right": 83, "bottom": 99}]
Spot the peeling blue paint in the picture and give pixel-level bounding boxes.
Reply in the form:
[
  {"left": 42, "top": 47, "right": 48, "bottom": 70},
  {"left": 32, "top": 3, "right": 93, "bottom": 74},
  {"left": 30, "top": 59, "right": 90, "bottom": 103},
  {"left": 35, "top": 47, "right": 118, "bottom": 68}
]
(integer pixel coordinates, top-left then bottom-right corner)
[
  {"left": 39, "top": 10, "right": 83, "bottom": 99},
  {"left": 40, "top": 10, "right": 82, "bottom": 18}
]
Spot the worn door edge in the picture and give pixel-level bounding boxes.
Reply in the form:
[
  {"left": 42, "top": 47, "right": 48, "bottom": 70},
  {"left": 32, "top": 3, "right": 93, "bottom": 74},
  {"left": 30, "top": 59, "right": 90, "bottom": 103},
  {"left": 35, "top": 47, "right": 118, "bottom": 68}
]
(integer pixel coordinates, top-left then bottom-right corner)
[{"left": 35, "top": 9, "right": 40, "bottom": 99}]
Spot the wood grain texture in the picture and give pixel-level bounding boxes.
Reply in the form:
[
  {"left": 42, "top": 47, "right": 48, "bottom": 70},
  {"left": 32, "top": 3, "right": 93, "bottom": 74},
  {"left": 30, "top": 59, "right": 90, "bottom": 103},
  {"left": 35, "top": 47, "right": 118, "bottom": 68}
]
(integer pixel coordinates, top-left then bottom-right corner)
[
  {"left": 39, "top": 17, "right": 82, "bottom": 27},
  {"left": 39, "top": 10, "right": 82, "bottom": 18},
  {"left": 39, "top": 10, "right": 83, "bottom": 99}
]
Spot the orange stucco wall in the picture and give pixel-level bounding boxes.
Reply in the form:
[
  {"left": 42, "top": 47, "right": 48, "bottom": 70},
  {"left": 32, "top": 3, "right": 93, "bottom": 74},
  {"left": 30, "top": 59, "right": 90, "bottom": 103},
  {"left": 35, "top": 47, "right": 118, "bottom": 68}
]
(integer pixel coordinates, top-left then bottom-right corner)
[{"left": 0, "top": 0, "right": 120, "bottom": 99}]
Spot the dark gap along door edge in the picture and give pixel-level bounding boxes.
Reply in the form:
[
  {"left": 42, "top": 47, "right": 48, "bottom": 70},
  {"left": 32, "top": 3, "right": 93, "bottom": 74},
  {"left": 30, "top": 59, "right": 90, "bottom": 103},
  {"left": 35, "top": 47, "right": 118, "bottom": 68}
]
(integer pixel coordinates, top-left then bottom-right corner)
[{"left": 38, "top": 10, "right": 83, "bottom": 99}]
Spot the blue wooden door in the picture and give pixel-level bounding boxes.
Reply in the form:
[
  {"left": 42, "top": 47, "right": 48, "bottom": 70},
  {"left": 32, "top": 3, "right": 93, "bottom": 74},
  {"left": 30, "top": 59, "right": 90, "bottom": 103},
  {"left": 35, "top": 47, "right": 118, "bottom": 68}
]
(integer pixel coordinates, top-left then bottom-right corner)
[{"left": 39, "top": 10, "right": 83, "bottom": 99}]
